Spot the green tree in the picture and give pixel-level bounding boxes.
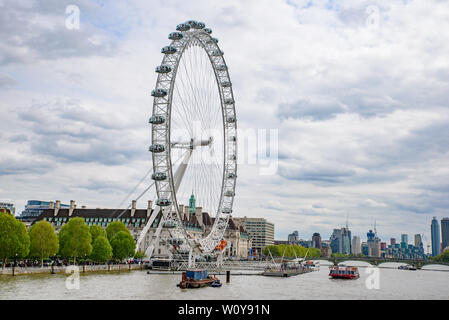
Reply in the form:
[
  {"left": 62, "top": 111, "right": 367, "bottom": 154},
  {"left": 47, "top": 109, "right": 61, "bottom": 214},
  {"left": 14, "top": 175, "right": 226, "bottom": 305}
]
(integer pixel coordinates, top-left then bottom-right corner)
[
  {"left": 110, "top": 231, "right": 136, "bottom": 261},
  {"left": 29, "top": 220, "right": 59, "bottom": 267},
  {"left": 106, "top": 221, "right": 129, "bottom": 241},
  {"left": 0, "top": 213, "right": 30, "bottom": 268},
  {"left": 90, "top": 236, "right": 113, "bottom": 263},
  {"left": 58, "top": 217, "right": 92, "bottom": 264},
  {"left": 90, "top": 225, "right": 107, "bottom": 244},
  {"left": 134, "top": 250, "right": 146, "bottom": 259}
]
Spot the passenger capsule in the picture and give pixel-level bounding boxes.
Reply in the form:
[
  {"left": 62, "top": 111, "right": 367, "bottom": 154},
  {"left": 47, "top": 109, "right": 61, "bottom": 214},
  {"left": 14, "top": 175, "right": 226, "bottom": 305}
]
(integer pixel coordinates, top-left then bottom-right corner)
[
  {"left": 186, "top": 20, "right": 198, "bottom": 28},
  {"left": 196, "top": 22, "right": 206, "bottom": 29},
  {"left": 204, "top": 28, "right": 212, "bottom": 34},
  {"left": 155, "top": 65, "right": 172, "bottom": 73},
  {"left": 224, "top": 98, "right": 234, "bottom": 105},
  {"left": 226, "top": 116, "right": 236, "bottom": 123},
  {"left": 149, "top": 144, "right": 165, "bottom": 153},
  {"left": 221, "top": 81, "right": 231, "bottom": 87},
  {"left": 216, "top": 65, "right": 227, "bottom": 71},
  {"left": 222, "top": 208, "right": 232, "bottom": 214},
  {"left": 227, "top": 172, "right": 237, "bottom": 179},
  {"left": 149, "top": 115, "right": 166, "bottom": 124},
  {"left": 169, "top": 32, "right": 183, "bottom": 40},
  {"left": 161, "top": 46, "right": 177, "bottom": 54},
  {"left": 151, "top": 89, "right": 168, "bottom": 97},
  {"left": 151, "top": 172, "right": 167, "bottom": 181},
  {"left": 211, "top": 49, "right": 224, "bottom": 56},
  {"left": 156, "top": 198, "right": 172, "bottom": 207},
  {"left": 176, "top": 23, "right": 190, "bottom": 31},
  {"left": 212, "top": 37, "right": 219, "bottom": 43}
]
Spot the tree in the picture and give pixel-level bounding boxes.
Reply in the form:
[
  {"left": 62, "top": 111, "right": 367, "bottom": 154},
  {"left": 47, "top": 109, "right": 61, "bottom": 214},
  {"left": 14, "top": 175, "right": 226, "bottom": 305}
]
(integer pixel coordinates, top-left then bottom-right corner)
[
  {"left": 29, "top": 220, "right": 59, "bottom": 267},
  {"left": 90, "top": 225, "right": 107, "bottom": 244},
  {"left": 134, "top": 250, "right": 146, "bottom": 259},
  {"left": 110, "top": 231, "right": 136, "bottom": 261},
  {"left": 58, "top": 217, "right": 92, "bottom": 264},
  {"left": 90, "top": 236, "right": 113, "bottom": 263},
  {"left": 0, "top": 212, "right": 30, "bottom": 268},
  {"left": 106, "top": 221, "right": 129, "bottom": 241}
]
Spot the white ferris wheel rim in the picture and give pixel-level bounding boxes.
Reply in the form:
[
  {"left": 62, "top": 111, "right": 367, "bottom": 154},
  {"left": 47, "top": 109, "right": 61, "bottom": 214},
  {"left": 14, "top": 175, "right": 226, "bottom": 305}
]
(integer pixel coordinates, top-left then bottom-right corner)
[{"left": 150, "top": 21, "right": 237, "bottom": 255}]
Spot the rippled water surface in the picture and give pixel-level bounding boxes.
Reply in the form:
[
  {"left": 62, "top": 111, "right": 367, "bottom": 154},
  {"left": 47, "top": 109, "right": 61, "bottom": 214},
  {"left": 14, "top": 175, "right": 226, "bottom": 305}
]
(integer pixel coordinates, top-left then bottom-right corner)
[{"left": 1, "top": 262, "right": 448, "bottom": 300}]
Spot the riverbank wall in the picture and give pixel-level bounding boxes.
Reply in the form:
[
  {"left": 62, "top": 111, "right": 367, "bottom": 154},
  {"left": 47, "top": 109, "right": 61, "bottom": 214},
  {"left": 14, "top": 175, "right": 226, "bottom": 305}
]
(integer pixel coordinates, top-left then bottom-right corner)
[{"left": 0, "top": 263, "right": 146, "bottom": 276}]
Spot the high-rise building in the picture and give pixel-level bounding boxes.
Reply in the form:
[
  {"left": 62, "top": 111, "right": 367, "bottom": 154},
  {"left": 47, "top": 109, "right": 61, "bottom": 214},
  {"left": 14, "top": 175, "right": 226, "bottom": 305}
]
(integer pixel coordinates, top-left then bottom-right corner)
[
  {"left": 431, "top": 217, "right": 441, "bottom": 256},
  {"left": 352, "top": 236, "right": 361, "bottom": 255},
  {"left": 341, "top": 227, "right": 352, "bottom": 254},
  {"left": 367, "top": 229, "right": 375, "bottom": 242},
  {"left": 414, "top": 234, "right": 422, "bottom": 247},
  {"left": 390, "top": 238, "right": 396, "bottom": 246},
  {"left": 18, "top": 200, "right": 71, "bottom": 223},
  {"left": 312, "top": 233, "right": 322, "bottom": 249},
  {"left": 401, "top": 234, "right": 408, "bottom": 245},
  {"left": 233, "top": 217, "right": 274, "bottom": 257},
  {"left": 288, "top": 230, "right": 299, "bottom": 244},
  {"left": 330, "top": 229, "right": 342, "bottom": 254},
  {"left": 441, "top": 218, "right": 449, "bottom": 252}
]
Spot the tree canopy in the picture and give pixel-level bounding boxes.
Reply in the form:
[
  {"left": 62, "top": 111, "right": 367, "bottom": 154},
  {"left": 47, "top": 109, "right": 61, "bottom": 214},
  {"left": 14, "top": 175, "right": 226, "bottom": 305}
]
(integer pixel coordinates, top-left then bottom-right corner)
[
  {"left": 58, "top": 217, "right": 92, "bottom": 263},
  {"left": 90, "top": 236, "right": 113, "bottom": 263},
  {"left": 263, "top": 244, "right": 321, "bottom": 258},
  {"left": 29, "top": 220, "right": 59, "bottom": 267},
  {"left": 0, "top": 212, "right": 30, "bottom": 267},
  {"left": 110, "top": 231, "right": 136, "bottom": 261},
  {"left": 106, "top": 221, "right": 129, "bottom": 241},
  {"left": 90, "top": 224, "right": 107, "bottom": 244}
]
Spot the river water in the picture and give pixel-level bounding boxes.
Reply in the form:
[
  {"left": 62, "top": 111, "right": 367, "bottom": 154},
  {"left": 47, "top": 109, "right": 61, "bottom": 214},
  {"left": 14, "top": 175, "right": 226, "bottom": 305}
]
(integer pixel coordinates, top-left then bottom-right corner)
[{"left": 1, "top": 262, "right": 448, "bottom": 300}]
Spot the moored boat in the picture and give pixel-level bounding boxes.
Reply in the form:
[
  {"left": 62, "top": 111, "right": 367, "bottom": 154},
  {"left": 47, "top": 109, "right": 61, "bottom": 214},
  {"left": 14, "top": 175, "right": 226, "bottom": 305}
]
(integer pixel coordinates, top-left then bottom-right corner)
[
  {"left": 329, "top": 266, "right": 359, "bottom": 279},
  {"left": 177, "top": 269, "right": 219, "bottom": 289}
]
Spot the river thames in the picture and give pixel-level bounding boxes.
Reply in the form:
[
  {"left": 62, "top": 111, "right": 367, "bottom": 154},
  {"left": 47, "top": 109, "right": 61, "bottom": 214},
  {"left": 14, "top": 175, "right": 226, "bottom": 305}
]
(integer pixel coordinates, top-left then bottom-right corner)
[{"left": 1, "top": 262, "right": 448, "bottom": 300}]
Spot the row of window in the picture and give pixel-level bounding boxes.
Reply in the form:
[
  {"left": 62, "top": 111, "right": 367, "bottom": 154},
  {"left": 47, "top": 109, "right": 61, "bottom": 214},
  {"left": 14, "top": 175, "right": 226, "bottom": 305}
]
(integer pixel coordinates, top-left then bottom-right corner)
[{"left": 43, "top": 216, "right": 147, "bottom": 223}]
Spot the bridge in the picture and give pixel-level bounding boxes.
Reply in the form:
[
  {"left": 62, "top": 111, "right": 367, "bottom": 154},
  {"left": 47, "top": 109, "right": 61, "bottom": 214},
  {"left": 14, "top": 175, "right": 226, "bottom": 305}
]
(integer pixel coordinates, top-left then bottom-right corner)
[{"left": 315, "top": 257, "right": 449, "bottom": 269}]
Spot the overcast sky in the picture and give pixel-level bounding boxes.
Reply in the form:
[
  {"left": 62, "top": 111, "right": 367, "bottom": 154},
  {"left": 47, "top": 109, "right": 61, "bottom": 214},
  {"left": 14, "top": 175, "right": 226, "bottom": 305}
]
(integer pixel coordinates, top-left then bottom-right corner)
[{"left": 1, "top": 0, "right": 449, "bottom": 251}]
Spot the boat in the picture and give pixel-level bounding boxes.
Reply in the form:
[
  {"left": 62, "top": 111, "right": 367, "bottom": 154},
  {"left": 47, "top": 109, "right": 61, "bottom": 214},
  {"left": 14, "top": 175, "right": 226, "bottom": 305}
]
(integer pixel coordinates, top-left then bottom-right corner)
[
  {"left": 211, "top": 280, "right": 222, "bottom": 287},
  {"left": 177, "top": 269, "right": 219, "bottom": 289},
  {"left": 329, "top": 266, "right": 359, "bottom": 279},
  {"left": 262, "top": 247, "right": 307, "bottom": 277},
  {"left": 398, "top": 265, "right": 417, "bottom": 271}
]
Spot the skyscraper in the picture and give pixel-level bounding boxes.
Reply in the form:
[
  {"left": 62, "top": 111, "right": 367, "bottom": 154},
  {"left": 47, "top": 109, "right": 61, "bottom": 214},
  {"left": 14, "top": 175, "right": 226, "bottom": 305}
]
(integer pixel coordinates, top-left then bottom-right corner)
[
  {"left": 312, "top": 233, "right": 322, "bottom": 249},
  {"left": 288, "top": 230, "right": 299, "bottom": 244},
  {"left": 414, "top": 234, "right": 422, "bottom": 247},
  {"left": 401, "top": 234, "right": 408, "bottom": 245},
  {"left": 441, "top": 218, "right": 449, "bottom": 252},
  {"left": 352, "top": 236, "right": 361, "bottom": 255},
  {"left": 390, "top": 238, "right": 396, "bottom": 246},
  {"left": 330, "top": 229, "right": 342, "bottom": 254},
  {"left": 431, "top": 217, "right": 441, "bottom": 256}
]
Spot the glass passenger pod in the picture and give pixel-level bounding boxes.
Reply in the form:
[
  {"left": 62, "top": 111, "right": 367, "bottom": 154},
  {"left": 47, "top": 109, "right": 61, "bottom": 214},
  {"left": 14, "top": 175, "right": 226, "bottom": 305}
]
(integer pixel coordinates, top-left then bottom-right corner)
[
  {"left": 169, "top": 32, "right": 183, "bottom": 40},
  {"left": 221, "top": 81, "right": 232, "bottom": 87},
  {"left": 212, "top": 37, "right": 219, "bottom": 43},
  {"left": 216, "top": 64, "right": 227, "bottom": 71},
  {"left": 156, "top": 198, "right": 172, "bottom": 207},
  {"left": 211, "top": 49, "right": 224, "bottom": 56},
  {"left": 224, "top": 190, "right": 235, "bottom": 197},
  {"left": 186, "top": 20, "right": 198, "bottom": 28},
  {"left": 151, "top": 89, "right": 168, "bottom": 97},
  {"left": 226, "top": 116, "right": 236, "bottom": 123},
  {"left": 222, "top": 208, "right": 232, "bottom": 214},
  {"left": 161, "top": 46, "right": 177, "bottom": 54},
  {"left": 149, "top": 115, "right": 166, "bottom": 124},
  {"left": 155, "top": 65, "right": 172, "bottom": 73},
  {"left": 151, "top": 172, "right": 167, "bottom": 181},
  {"left": 149, "top": 144, "right": 165, "bottom": 153},
  {"left": 227, "top": 172, "right": 237, "bottom": 179},
  {"left": 224, "top": 98, "right": 234, "bottom": 105},
  {"left": 204, "top": 28, "right": 212, "bottom": 34},
  {"left": 176, "top": 23, "right": 190, "bottom": 32},
  {"left": 195, "top": 22, "right": 206, "bottom": 29}
]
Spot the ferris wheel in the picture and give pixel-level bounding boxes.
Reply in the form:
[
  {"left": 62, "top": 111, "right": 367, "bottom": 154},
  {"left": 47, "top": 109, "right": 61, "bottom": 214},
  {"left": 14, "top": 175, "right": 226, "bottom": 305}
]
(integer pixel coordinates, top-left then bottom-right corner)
[{"left": 136, "top": 20, "right": 237, "bottom": 259}]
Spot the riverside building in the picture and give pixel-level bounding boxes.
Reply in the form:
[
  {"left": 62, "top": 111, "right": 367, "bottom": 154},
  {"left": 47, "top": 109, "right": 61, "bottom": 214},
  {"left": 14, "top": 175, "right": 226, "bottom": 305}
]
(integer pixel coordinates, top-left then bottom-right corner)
[
  {"left": 33, "top": 197, "right": 251, "bottom": 259},
  {"left": 233, "top": 217, "right": 274, "bottom": 257}
]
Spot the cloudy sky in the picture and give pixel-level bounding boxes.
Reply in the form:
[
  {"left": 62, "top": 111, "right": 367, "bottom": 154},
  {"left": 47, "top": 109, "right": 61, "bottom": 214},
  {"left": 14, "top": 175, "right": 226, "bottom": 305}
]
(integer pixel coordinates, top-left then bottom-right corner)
[{"left": 1, "top": 0, "right": 449, "bottom": 251}]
